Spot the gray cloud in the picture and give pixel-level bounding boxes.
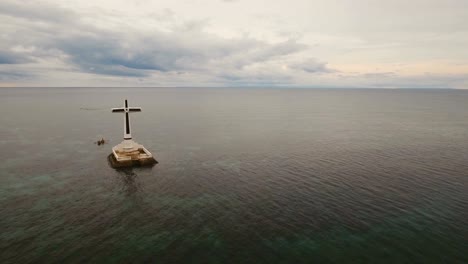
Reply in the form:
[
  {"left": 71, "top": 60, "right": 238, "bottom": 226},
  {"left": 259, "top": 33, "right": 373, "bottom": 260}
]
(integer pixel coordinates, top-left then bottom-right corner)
[
  {"left": 0, "top": 0, "right": 312, "bottom": 82},
  {"left": 0, "top": 70, "right": 33, "bottom": 81},
  {"left": 0, "top": 51, "right": 32, "bottom": 64},
  {"left": 289, "top": 59, "right": 332, "bottom": 73},
  {"left": 54, "top": 32, "right": 306, "bottom": 77},
  {"left": 0, "top": 1, "right": 76, "bottom": 24}
]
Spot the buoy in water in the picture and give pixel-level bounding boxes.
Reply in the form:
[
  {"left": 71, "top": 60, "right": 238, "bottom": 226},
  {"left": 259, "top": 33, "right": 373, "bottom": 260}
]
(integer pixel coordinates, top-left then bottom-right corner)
[{"left": 96, "top": 138, "right": 106, "bottom": 146}]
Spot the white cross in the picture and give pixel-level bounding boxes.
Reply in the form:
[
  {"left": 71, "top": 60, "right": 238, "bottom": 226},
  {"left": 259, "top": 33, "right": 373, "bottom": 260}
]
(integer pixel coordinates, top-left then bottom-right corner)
[{"left": 112, "top": 99, "right": 142, "bottom": 140}]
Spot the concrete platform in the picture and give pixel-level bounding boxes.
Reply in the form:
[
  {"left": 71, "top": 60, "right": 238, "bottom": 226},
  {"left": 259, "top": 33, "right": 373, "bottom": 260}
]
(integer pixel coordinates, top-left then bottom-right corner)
[
  {"left": 107, "top": 153, "right": 157, "bottom": 168},
  {"left": 108, "top": 140, "right": 157, "bottom": 168}
]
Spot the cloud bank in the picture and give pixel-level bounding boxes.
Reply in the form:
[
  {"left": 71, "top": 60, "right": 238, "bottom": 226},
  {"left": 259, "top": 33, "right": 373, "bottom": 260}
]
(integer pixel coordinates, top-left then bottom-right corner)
[{"left": 0, "top": 0, "right": 467, "bottom": 88}]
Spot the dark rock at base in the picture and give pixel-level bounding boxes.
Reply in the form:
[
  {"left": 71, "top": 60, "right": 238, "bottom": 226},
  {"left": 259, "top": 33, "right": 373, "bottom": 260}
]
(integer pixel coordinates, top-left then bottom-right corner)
[{"left": 107, "top": 153, "right": 158, "bottom": 168}]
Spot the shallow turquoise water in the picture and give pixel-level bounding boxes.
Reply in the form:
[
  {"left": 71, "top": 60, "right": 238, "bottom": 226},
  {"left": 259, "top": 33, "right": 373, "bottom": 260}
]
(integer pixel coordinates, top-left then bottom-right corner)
[{"left": 0, "top": 88, "right": 467, "bottom": 263}]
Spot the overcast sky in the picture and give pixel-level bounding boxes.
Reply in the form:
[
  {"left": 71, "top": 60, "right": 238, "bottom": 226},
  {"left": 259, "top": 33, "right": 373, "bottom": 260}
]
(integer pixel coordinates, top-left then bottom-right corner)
[{"left": 1, "top": 0, "right": 467, "bottom": 88}]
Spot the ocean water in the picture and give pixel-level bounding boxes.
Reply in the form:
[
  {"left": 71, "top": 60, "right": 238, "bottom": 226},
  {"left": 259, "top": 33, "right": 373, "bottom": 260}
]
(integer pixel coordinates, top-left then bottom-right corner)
[{"left": 0, "top": 87, "right": 467, "bottom": 263}]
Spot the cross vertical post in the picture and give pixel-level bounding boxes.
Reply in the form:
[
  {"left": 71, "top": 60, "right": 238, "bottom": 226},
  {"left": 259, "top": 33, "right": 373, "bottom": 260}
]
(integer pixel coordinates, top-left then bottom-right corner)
[{"left": 112, "top": 99, "right": 142, "bottom": 140}]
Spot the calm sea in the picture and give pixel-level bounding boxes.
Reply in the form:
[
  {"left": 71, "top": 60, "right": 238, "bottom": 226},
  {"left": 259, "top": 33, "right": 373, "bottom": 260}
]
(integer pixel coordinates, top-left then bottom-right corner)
[{"left": 0, "top": 87, "right": 467, "bottom": 263}]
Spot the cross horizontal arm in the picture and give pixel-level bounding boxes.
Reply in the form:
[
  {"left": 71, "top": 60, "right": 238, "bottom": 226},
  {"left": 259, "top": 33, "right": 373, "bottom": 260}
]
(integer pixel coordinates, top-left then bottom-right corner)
[
  {"left": 128, "top": 107, "right": 142, "bottom": 112},
  {"left": 112, "top": 107, "right": 141, "bottom": 112}
]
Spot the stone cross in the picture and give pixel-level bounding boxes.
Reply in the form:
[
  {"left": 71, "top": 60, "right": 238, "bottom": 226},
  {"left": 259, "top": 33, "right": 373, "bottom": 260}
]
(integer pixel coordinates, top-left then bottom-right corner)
[{"left": 112, "top": 99, "right": 142, "bottom": 140}]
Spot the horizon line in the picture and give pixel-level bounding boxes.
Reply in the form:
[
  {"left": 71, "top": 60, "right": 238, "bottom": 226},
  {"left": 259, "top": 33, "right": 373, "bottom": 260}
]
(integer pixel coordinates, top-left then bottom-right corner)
[{"left": 0, "top": 86, "right": 459, "bottom": 90}]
